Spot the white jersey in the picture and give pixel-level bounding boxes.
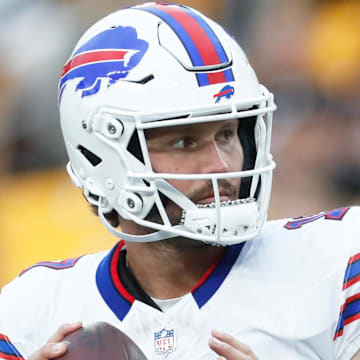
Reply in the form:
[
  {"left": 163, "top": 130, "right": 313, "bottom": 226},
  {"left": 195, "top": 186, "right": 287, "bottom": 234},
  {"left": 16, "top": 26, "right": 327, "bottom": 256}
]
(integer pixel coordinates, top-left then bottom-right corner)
[{"left": 1, "top": 207, "right": 360, "bottom": 360}]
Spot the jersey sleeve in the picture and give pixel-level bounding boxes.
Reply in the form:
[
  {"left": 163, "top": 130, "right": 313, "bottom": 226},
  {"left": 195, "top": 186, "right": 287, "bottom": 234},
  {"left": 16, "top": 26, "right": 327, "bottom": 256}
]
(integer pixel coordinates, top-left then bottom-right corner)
[
  {"left": 0, "top": 276, "right": 34, "bottom": 359},
  {"left": 0, "top": 259, "right": 70, "bottom": 359},
  {"left": 0, "top": 254, "right": 95, "bottom": 360},
  {"left": 0, "top": 333, "right": 25, "bottom": 360},
  {"left": 333, "top": 207, "right": 360, "bottom": 359}
]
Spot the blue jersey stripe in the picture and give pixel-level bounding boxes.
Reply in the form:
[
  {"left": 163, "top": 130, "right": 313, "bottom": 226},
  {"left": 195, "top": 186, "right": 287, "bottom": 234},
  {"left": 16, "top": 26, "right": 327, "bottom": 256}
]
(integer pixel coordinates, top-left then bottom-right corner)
[
  {"left": 334, "top": 297, "right": 360, "bottom": 338},
  {"left": 192, "top": 243, "right": 244, "bottom": 308},
  {"left": 96, "top": 245, "right": 131, "bottom": 321},
  {"left": 345, "top": 259, "right": 360, "bottom": 282},
  {"left": 334, "top": 311, "right": 345, "bottom": 337},
  {"left": 344, "top": 297, "right": 360, "bottom": 320},
  {"left": 0, "top": 338, "right": 23, "bottom": 358}
]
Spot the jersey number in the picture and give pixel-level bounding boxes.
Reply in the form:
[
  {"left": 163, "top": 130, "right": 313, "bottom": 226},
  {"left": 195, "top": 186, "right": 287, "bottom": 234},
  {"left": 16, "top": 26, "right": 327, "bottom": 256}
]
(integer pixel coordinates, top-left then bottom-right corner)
[
  {"left": 284, "top": 207, "right": 350, "bottom": 230},
  {"left": 20, "top": 257, "right": 82, "bottom": 276}
]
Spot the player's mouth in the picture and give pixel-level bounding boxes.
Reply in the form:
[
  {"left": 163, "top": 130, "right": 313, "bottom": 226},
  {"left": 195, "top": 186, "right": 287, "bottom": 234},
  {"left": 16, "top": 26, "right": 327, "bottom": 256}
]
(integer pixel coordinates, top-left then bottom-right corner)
[{"left": 196, "top": 192, "right": 233, "bottom": 205}]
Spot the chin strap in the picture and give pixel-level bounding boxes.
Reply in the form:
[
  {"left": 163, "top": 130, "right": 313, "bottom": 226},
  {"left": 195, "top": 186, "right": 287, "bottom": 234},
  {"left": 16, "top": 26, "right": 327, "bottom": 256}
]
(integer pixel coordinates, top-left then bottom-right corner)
[{"left": 98, "top": 195, "right": 259, "bottom": 244}]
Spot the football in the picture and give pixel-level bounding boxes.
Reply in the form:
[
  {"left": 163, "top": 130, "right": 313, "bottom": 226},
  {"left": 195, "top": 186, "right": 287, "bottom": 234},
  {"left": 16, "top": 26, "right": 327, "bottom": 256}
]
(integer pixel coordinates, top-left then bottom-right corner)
[{"left": 59, "top": 322, "right": 147, "bottom": 360}]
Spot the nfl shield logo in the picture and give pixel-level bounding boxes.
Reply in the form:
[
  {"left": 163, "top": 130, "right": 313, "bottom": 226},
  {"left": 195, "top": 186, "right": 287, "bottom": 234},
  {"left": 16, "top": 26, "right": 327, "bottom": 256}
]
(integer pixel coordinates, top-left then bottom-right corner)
[{"left": 154, "top": 328, "right": 176, "bottom": 357}]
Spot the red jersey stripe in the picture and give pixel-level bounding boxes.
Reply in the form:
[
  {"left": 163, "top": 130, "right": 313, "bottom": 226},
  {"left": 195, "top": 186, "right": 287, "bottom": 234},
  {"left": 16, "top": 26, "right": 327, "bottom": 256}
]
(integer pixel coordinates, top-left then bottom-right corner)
[
  {"left": 0, "top": 352, "right": 24, "bottom": 360},
  {"left": 344, "top": 312, "right": 360, "bottom": 326},
  {"left": 345, "top": 292, "right": 360, "bottom": 305},
  {"left": 343, "top": 274, "right": 360, "bottom": 290},
  {"left": 191, "top": 254, "right": 223, "bottom": 293},
  {"left": 349, "top": 253, "right": 360, "bottom": 265},
  {"left": 333, "top": 328, "right": 343, "bottom": 340},
  {"left": 0, "top": 335, "right": 9, "bottom": 342},
  {"left": 110, "top": 241, "right": 135, "bottom": 304}
]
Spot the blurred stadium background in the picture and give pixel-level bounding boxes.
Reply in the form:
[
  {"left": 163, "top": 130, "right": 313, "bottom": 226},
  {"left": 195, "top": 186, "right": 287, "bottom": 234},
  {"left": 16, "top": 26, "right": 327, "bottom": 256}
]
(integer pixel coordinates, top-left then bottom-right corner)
[{"left": 1, "top": 0, "right": 359, "bottom": 287}]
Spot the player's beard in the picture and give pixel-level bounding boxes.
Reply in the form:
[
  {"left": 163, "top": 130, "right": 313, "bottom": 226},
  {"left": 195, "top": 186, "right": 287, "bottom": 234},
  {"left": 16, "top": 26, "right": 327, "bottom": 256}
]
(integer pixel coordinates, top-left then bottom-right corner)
[{"left": 144, "top": 179, "right": 240, "bottom": 250}]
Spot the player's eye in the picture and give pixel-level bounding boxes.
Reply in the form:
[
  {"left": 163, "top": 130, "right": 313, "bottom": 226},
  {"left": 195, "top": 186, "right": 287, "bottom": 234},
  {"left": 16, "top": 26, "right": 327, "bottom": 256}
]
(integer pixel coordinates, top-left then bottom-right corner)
[
  {"left": 216, "top": 129, "right": 235, "bottom": 143},
  {"left": 172, "top": 136, "right": 196, "bottom": 150}
]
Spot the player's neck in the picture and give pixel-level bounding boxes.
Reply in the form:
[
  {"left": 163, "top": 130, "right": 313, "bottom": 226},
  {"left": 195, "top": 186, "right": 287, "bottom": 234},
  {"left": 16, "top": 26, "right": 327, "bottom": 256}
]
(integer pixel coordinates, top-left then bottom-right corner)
[{"left": 125, "top": 240, "right": 226, "bottom": 300}]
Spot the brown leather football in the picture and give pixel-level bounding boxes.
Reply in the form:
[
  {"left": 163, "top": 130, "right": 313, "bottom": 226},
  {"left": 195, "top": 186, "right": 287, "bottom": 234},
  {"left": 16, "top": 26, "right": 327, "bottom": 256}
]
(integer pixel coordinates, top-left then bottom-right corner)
[{"left": 59, "top": 322, "right": 147, "bottom": 360}]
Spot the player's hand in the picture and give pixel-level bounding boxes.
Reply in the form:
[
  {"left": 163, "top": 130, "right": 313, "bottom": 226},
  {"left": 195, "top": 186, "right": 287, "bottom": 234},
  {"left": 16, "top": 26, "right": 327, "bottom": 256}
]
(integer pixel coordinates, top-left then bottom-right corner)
[
  {"left": 209, "top": 329, "right": 259, "bottom": 360},
  {"left": 28, "top": 322, "right": 82, "bottom": 360}
]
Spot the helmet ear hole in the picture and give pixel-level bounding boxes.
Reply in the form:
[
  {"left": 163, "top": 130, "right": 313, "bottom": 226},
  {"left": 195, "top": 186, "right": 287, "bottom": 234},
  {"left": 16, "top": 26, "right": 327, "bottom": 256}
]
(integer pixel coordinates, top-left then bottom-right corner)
[{"left": 77, "top": 145, "right": 102, "bottom": 166}]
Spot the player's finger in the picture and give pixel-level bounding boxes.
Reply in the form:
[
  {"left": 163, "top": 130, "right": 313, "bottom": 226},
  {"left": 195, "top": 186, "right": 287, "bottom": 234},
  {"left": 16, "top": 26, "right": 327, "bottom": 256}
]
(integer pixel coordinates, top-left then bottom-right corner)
[
  {"left": 28, "top": 342, "right": 67, "bottom": 360},
  {"left": 211, "top": 329, "right": 258, "bottom": 358},
  {"left": 47, "top": 322, "right": 83, "bottom": 343},
  {"left": 209, "top": 337, "right": 252, "bottom": 360}
]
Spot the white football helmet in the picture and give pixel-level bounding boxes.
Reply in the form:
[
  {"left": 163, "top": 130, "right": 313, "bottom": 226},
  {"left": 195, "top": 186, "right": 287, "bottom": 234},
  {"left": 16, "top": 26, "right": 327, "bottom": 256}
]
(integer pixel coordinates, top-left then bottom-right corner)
[{"left": 59, "top": 2, "right": 276, "bottom": 245}]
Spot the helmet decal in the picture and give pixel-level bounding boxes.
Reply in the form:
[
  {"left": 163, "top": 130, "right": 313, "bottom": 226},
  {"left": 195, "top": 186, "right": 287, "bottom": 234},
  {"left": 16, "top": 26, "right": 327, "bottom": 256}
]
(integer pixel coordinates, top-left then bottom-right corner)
[
  {"left": 135, "top": 2, "right": 234, "bottom": 86},
  {"left": 59, "top": 26, "right": 149, "bottom": 101},
  {"left": 213, "top": 85, "right": 235, "bottom": 103}
]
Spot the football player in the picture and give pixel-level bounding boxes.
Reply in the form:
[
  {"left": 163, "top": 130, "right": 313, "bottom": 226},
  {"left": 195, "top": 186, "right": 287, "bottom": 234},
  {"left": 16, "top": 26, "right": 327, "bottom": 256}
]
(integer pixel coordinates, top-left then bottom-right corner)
[{"left": 1, "top": 2, "right": 360, "bottom": 360}]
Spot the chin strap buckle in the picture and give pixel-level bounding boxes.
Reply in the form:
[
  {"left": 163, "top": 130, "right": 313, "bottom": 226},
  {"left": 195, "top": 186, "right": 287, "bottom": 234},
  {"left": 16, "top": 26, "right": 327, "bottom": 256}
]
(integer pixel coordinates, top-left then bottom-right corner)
[{"left": 180, "top": 198, "right": 258, "bottom": 237}]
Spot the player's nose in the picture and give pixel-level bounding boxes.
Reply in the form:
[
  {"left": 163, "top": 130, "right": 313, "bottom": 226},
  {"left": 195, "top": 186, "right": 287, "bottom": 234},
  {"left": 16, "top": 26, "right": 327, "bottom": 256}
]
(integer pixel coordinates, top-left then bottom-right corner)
[{"left": 200, "top": 140, "right": 229, "bottom": 174}]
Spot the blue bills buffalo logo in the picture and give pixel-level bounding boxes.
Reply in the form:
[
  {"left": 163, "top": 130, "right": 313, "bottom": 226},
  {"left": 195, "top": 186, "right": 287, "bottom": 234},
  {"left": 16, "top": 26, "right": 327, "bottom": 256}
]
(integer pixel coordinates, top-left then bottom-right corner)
[
  {"left": 154, "top": 328, "right": 176, "bottom": 357},
  {"left": 58, "top": 26, "right": 149, "bottom": 101},
  {"left": 213, "top": 84, "right": 235, "bottom": 103}
]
